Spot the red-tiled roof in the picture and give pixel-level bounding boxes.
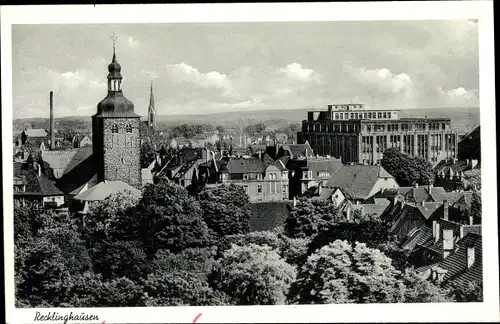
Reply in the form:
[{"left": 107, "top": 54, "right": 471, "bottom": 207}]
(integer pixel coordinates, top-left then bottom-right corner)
[
  {"left": 325, "top": 165, "right": 393, "bottom": 200},
  {"left": 439, "top": 233, "right": 482, "bottom": 289},
  {"left": 225, "top": 157, "right": 265, "bottom": 174},
  {"left": 74, "top": 180, "right": 141, "bottom": 201},
  {"left": 249, "top": 202, "right": 292, "bottom": 231}
]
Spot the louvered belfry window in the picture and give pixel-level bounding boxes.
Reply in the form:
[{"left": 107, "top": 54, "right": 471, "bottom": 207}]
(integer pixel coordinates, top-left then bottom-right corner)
[
  {"left": 112, "top": 124, "right": 118, "bottom": 133},
  {"left": 126, "top": 124, "right": 132, "bottom": 133}
]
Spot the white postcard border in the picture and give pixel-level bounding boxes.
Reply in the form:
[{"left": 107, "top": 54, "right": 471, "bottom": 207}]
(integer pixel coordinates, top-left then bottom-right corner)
[{"left": 2, "top": 1, "right": 498, "bottom": 323}]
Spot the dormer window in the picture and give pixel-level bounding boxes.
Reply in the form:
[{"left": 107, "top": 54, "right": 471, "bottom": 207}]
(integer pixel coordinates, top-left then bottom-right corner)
[
  {"left": 112, "top": 124, "right": 118, "bottom": 133},
  {"left": 126, "top": 124, "right": 132, "bottom": 133}
]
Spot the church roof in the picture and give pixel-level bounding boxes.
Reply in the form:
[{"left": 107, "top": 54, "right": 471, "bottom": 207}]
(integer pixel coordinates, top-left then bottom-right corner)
[
  {"left": 74, "top": 180, "right": 141, "bottom": 201},
  {"left": 95, "top": 92, "right": 139, "bottom": 118},
  {"left": 94, "top": 47, "right": 138, "bottom": 118}
]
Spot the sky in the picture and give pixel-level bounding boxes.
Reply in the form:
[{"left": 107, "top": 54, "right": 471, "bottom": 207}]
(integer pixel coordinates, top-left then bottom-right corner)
[{"left": 12, "top": 20, "right": 479, "bottom": 119}]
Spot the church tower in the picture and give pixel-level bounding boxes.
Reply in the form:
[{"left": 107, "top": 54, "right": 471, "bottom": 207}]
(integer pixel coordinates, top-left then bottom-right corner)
[
  {"left": 148, "top": 81, "right": 156, "bottom": 137},
  {"left": 92, "top": 39, "right": 142, "bottom": 188}
]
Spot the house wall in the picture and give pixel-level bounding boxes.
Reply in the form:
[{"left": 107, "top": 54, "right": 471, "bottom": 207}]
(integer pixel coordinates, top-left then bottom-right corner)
[
  {"left": 331, "top": 188, "right": 346, "bottom": 207},
  {"left": 42, "top": 195, "right": 65, "bottom": 207},
  {"left": 367, "top": 178, "right": 399, "bottom": 198}
]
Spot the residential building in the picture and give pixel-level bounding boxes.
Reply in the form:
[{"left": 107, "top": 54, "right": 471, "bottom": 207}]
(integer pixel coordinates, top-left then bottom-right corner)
[
  {"left": 297, "top": 103, "right": 458, "bottom": 165},
  {"left": 72, "top": 134, "right": 92, "bottom": 148},
  {"left": 286, "top": 156, "right": 343, "bottom": 199},
  {"left": 13, "top": 161, "right": 65, "bottom": 209},
  {"left": 318, "top": 164, "right": 399, "bottom": 205},
  {"left": 170, "top": 136, "right": 191, "bottom": 149},
  {"left": 433, "top": 158, "right": 480, "bottom": 191},
  {"left": 380, "top": 190, "right": 476, "bottom": 241},
  {"left": 199, "top": 155, "right": 289, "bottom": 202}
]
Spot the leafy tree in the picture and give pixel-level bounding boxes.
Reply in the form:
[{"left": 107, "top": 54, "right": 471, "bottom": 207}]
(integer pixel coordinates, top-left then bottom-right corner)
[
  {"left": 99, "top": 277, "right": 146, "bottom": 306},
  {"left": 401, "top": 269, "right": 453, "bottom": 303},
  {"left": 381, "top": 148, "right": 434, "bottom": 186},
  {"left": 217, "top": 230, "right": 310, "bottom": 267},
  {"left": 198, "top": 184, "right": 251, "bottom": 237},
  {"left": 462, "top": 168, "right": 481, "bottom": 190},
  {"left": 152, "top": 247, "right": 218, "bottom": 280},
  {"left": 16, "top": 236, "right": 73, "bottom": 307},
  {"left": 290, "top": 240, "right": 451, "bottom": 304},
  {"left": 91, "top": 240, "right": 151, "bottom": 281},
  {"left": 140, "top": 142, "right": 157, "bottom": 168},
  {"left": 290, "top": 240, "right": 404, "bottom": 304},
  {"left": 308, "top": 215, "right": 390, "bottom": 256},
  {"left": 284, "top": 199, "right": 341, "bottom": 239},
  {"left": 210, "top": 244, "right": 296, "bottom": 305},
  {"left": 143, "top": 271, "right": 229, "bottom": 306},
  {"left": 85, "top": 190, "right": 141, "bottom": 243},
  {"left": 38, "top": 226, "right": 93, "bottom": 274},
  {"left": 244, "top": 122, "right": 267, "bottom": 136},
  {"left": 216, "top": 125, "right": 225, "bottom": 134},
  {"left": 449, "top": 280, "right": 483, "bottom": 302},
  {"left": 136, "top": 180, "right": 212, "bottom": 254}
]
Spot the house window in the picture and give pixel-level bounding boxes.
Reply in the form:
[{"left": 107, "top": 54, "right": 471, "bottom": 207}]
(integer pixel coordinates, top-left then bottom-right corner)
[
  {"left": 282, "top": 184, "right": 288, "bottom": 193},
  {"left": 257, "top": 174, "right": 262, "bottom": 180},
  {"left": 243, "top": 185, "right": 248, "bottom": 193},
  {"left": 303, "top": 171, "right": 308, "bottom": 179},
  {"left": 257, "top": 184, "right": 262, "bottom": 193},
  {"left": 126, "top": 124, "right": 132, "bottom": 133},
  {"left": 282, "top": 171, "right": 287, "bottom": 179},
  {"left": 243, "top": 174, "right": 248, "bottom": 180},
  {"left": 112, "top": 124, "right": 118, "bottom": 133}
]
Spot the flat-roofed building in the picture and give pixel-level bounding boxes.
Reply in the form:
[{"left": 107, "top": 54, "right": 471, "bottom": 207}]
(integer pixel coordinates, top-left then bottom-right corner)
[{"left": 297, "top": 104, "right": 458, "bottom": 165}]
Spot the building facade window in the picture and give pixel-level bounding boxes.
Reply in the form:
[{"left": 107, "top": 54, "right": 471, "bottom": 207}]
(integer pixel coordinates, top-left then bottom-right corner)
[
  {"left": 283, "top": 184, "right": 288, "bottom": 193},
  {"left": 257, "top": 184, "right": 262, "bottom": 193},
  {"left": 112, "top": 124, "right": 118, "bottom": 133}
]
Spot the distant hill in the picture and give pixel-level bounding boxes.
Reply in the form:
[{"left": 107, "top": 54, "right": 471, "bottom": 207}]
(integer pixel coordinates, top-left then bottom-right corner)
[{"left": 13, "top": 107, "right": 480, "bottom": 135}]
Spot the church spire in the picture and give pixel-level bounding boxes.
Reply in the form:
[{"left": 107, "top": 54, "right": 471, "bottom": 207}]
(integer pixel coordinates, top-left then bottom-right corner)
[
  {"left": 148, "top": 81, "right": 156, "bottom": 132},
  {"left": 149, "top": 81, "right": 155, "bottom": 108}
]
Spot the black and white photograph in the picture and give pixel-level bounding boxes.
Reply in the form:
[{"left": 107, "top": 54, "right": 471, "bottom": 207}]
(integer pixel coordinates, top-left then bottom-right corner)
[{"left": 2, "top": 2, "right": 498, "bottom": 323}]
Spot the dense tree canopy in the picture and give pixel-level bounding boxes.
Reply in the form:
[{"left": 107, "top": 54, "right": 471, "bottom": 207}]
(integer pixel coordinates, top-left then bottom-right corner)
[
  {"left": 136, "top": 180, "right": 212, "bottom": 254},
  {"left": 244, "top": 122, "right": 267, "bottom": 136},
  {"left": 285, "top": 199, "right": 341, "bottom": 239},
  {"left": 462, "top": 168, "right": 481, "bottom": 190},
  {"left": 290, "top": 240, "right": 452, "bottom": 304},
  {"left": 381, "top": 148, "right": 434, "bottom": 186},
  {"left": 198, "top": 184, "right": 251, "bottom": 237},
  {"left": 211, "top": 244, "right": 296, "bottom": 305}
]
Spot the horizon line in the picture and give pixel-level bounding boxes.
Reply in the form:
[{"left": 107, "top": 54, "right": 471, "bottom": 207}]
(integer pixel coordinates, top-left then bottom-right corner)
[{"left": 12, "top": 106, "right": 480, "bottom": 120}]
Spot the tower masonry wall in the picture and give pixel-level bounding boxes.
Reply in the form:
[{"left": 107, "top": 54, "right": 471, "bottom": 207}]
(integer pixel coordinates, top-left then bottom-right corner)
[{"left": 102, "top": 117, "right": 142, "bottom": 188}]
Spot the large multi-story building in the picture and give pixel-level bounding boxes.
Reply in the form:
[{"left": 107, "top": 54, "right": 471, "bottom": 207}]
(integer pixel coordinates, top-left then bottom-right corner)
[{"left": 297, "top": 104, "right": 458, "bottom": 165}]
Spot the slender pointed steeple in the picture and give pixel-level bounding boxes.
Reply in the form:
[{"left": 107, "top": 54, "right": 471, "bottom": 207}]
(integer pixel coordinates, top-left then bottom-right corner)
[
  {"left": 149, "top": 81, "right": 155, "bottom": 108},
  {"left": 148, "top": 81, "right": 156, "bottom": 134}
]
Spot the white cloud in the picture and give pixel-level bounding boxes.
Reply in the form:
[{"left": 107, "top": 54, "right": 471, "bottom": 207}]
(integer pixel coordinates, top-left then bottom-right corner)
[
  {"left": 437, "top": 86, "right": 478, "bottom": 106},
  {"left": 279, "top": 63, "right": 320, "bottom": 82},
  {"left": 127, "top": 36, "right": 139, "bottom": 48},
  {"left": 355, "top": 67, "right": 413, "bottom": 95},
  {"left": 166, "top": 63, "right": 232, "bottom": 91},
  {"left": 141, "top": 69, "right": 158, "bottom": 80}
]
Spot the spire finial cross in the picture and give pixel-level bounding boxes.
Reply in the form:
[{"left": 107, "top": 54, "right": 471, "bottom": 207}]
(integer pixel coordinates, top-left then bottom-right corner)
[{"left": 111, "top": 32, "right": 118, "bottom": 48}]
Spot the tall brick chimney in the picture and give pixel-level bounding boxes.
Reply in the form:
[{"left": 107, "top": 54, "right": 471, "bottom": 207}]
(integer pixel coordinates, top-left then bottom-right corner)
[{"left": 49, "top": 91, "right": 55, "bottom": 150}]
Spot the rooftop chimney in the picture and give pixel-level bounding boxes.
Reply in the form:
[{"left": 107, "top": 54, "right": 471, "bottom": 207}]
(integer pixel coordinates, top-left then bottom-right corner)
[
  {"left": 443, "top": 200, "right": 449, "bottom": 220},
  {"left": 467, "top": 246, "right": 475, "bottom": 269},
  {"left": 414, "top": 182, "right": 419, "bottom": 188},
  {"left": 49, "top": 91, "right": 55, "bottom": 150},
  {"left": 433, "top": 221, "right": 440, "bottom": 243},
  {"left": 428, "top": 183, "right": 433, "bottom": 195},
  {"left": 442, "top": 229, "right": 454, "bottom": 259}
]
